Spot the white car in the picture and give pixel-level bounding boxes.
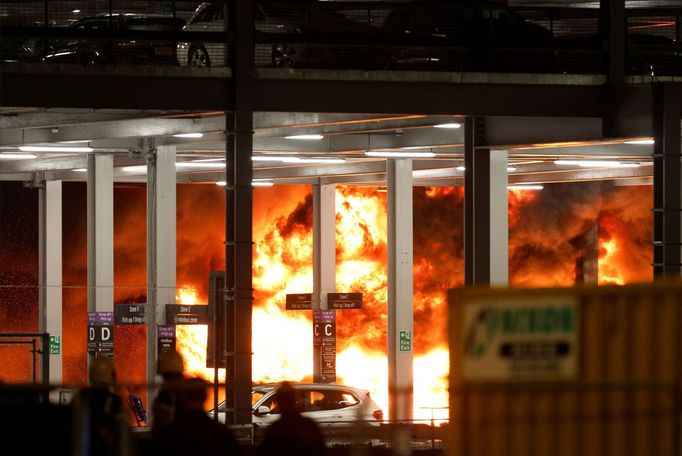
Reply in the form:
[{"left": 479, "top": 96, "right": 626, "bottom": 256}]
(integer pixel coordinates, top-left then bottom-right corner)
[{"left": 211, "top": 382, "right": 384, "bottom": 428}]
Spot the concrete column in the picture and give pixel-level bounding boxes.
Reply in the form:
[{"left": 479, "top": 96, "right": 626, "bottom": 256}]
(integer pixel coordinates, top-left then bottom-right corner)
[
  {"left": 87, "top": 155, "right": 114, "bottom": 313},
  {"left": 39, "top": 180, "right": 62, "bottom": 387},
  {"left": 146, "top": 144, "right": 176, "bottom": 402},
  {"left": 575, "top": 223, "right": 599, "bottom": 284},
  {"left": 464, "top": 118, "right": 508, "bottom": 286},
  {"left": 600, "top": 0, "right": 625, "bottom": 83},
  {"left": 313, "top": 183, "right": 336, "bottom": 382},
  {"left": 653, "top": 83, "right": 682, "bottom": 277},
  {"left": 226, "top": 0, "right": 254, "bottom": 426},
  {"left": 387, "top": 159, "right": 413, "bottom": 421}
]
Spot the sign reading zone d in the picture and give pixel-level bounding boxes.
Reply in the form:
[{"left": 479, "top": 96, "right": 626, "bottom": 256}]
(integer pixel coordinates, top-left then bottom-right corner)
[{"left": 462, "top": 297, "right": 578, "bottom": 380}]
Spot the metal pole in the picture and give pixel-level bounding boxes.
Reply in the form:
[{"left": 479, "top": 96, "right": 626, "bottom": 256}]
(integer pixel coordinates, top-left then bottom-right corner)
[
  {"left": 31, "top": 338, "right": 36, "bottom": 384},
  {"left": 41, "top": 334, "right": 49, "bottom": 387}
]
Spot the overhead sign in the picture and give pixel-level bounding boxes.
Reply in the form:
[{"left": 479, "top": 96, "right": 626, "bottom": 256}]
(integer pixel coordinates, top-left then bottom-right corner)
[
  {"left": 462, "top": 297, "right": 578, "bottom": 380},
  {"left": 88, "top": 311, "right": 114, "bottom": 358},
  {"left": 328, "top": 292, "right": 363, "bottom": 309},
  {"left": 166, "top": 304, "right": 208, "bottom": 325},
  {"left": 49, "top": 335, "right": 61, "bottom": 355},
  {"left": 115, "top": 304, "right": 145, "bottom": 325},
  {"left": 157, "top": 325, "right": 176, "bottom": 356},
  {"left": 313, "top": 310, "right": 336, "bottom": 383},
  {"left": 286, "top": 293, "right": 313, "bottom": 310}
]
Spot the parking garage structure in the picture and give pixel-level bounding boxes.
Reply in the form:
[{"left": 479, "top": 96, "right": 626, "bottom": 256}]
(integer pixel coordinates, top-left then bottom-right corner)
[{"left": 1, "top": 0, "right": 682, "bottom": 453}]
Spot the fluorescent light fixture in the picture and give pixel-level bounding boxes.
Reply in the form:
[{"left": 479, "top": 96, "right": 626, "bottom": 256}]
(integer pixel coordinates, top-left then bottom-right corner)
[
  {"left": 253, "top": 156, "right": 345, "bottom": 164},
  {"left": 624, "top": 139, "right": 654, "bottom": 145},
  {"left": 175, "top": 162, "right": 225, "bottom": 169},
  {"left": 294, "top": 157, "right": 346, "bottom": 164},
  {"left": 433, "top": 122, "right": 462, "bottom": 129},
  {"left": 365, "top": 151, "right": 436, "bottom": 158},
  {"left": 284, "top": 134, "right": 324, "bottom": 140},
  {"left": 555, "top": 160, "right": 639, "bottom": 168},
  {"left": 508, "top": 184, "right": 544, "bottom": 190},
  {"left": 173, "top": 133, "right": 204, "bottom": 138},
  {"left": 216, "top": 181, "right": 227, "bottom": 186},
  {"left": 252, "top": 181, "right": 274, "bottom": 187},
  {"left": 73, "top": 168, "right": 87, "bottom": 172},
  {"left": 121, "top": 165, "right": 147, "bottom": 173},
  {"left": 191, "top": 158, "right": 223, "bottom": 162},
  {"left": 457, "top": 165, "right": 516, "bottom": 172},
  {"left": 19, "top": 145, "right": 93, "bottom": 153},
  {"left": 72, "top": 9, "right": 80, "bottom": 13},
  {"left": 252, "top": 156, "right": 301, "bottom": 163},
  {"left": 0, "top": 153, "right": 36, "bottom": 160},
  {"left": 400, "top": 146, "right": 431, "bottom": 150}
]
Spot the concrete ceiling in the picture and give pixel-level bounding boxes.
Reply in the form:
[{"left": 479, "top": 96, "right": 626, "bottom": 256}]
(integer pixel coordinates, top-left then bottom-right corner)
[{"left": 0, "top": 109, "right": 657, "bottom": 186}]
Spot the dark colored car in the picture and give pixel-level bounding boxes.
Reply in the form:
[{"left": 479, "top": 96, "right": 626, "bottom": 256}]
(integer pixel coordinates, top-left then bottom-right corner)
[
  {"left": 554, "top": 33, "right": 682, "bottom": 76},
  {"left": 0, "top": 36, "right": 45, "bottom": 63},
  {"left": 380, "top": 0, "right": 555, "bottom": 72},
  {"left": 43, "top": 14, "right": 185, "bottom": 65},
  {"left": 177, "top": 1, "right": 385, "bottom": 69}
]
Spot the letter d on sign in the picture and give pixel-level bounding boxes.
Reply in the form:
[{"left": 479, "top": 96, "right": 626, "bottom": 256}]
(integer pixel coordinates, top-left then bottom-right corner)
[
  {"left": 101, "top": 327, "right": 111, "bottom": 341},
  {"left": 89, "top": 327, "right": 95, "bottom": 341}
]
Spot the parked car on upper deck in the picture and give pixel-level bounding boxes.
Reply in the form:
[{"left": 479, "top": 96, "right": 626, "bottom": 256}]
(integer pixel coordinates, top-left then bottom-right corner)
[
  {"left": 177, "top": 1, "right": 385, "bottom": 68},
  {"left": 380, "top": 0, "right": 555, "bottom": 72},
  {"left": 43, "top": 14, "right": 185, "bottom": 65},
  {"left": 554, "top": 32, "right": 682, "bottom": 76}
]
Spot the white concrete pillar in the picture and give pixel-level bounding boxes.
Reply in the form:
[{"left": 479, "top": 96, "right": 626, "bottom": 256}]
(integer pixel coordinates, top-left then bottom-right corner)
[
  {"left": 146, "top": 145, "right": 176, "bottom": 400},
  {"left": 313, "top": 183, "right": 336, "bottom": 382},
  {"left": 489, "top": 150, "right": 509, "bottom": 286},
  {"left": 313, "top": 183, "right": 336, "bottom": 310},
  {"left": 387, "top": 159, "right": 414, "bottom": 421},
  {"left": 87, "top": 155, "right": 114, "bottom": 313},
  {"left": 39, "top": 180, "right": 62, "bottom": 387}
]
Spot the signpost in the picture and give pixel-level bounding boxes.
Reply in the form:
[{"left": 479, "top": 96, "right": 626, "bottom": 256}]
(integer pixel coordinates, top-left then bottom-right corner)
[
  {"left": 157, "top": 325, "right": 176, "bottom": 357},
  {"left": 165, "top": 304, "right": 208, "bottom": 325},
  {"left": 313, "top": 310, "right": 337, "bottom": 383},
  {"left": 399, "top": 330, "right": 412, "bottom": 352},
  {"left": 285, "top": 291, "right": 362, "bottom": 383},
  {"left": 88, "top": 311, "right": 114, "bottom": 358},
  {"left": 115, "top": 304, "right": 146, "bottom": 325},
  {"left": 49, "top": 335, "right": 61, "bottom": 355},
  {"left": 285, "top": 293, "right": 313, "bottom": 310},
  {"left": 462, "top": 297, "right": 578, "bottom": 380},
  {"left": 328, "top": 293, "right": 363, "bottom": 310}
]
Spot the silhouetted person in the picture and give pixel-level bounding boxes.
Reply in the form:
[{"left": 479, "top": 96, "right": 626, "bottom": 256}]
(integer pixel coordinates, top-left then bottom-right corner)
[
  {"left": 73, "top": 357, "right": 128, "bottom": 456},
  {"left": 258, "top": 382, "right": 326, "bottom": 456},
  {"left": 151, "top": 351, "right": 185, "bottom": 435},
  {"left": 154, "top": 377, "right": 240, "bottom": 456}
]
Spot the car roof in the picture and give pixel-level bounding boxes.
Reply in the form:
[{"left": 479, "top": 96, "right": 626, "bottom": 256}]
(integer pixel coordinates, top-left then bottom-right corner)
[{"left": 253, "top": 382, "right": 370, "bottom": 395}]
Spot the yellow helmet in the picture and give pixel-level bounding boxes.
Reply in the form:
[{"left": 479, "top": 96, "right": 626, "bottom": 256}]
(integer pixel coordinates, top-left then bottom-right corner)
[
  {"left": 157, "top": 351, "right": 184, "bottom": 376},
  {"left": 89, "top": 357, "right": 116, "bottom": 387}
]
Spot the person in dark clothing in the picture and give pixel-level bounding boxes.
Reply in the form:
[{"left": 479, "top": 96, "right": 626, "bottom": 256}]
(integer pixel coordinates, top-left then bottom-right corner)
[
  {"left": 153, "top": 377, "right": 241, "bottom": 456},
  {"left": 73, "top": 357, "right": 128, "bottom": 456},
  {"left": 257, "top": 382, "right": 326, "bottom": 456}
]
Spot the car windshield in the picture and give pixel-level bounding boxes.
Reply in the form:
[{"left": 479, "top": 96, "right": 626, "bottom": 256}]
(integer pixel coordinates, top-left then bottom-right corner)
[{"left": 252, "top": 390, "right": 266, "bottom": 406}]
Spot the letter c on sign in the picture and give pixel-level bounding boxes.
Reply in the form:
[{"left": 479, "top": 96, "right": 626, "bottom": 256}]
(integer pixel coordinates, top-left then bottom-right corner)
[
  {"left": 325, "top": 324, "right": 332, "bottom": 336},
  {"left": 314, "top": 324, "right": 320, "bottom": 336}
]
